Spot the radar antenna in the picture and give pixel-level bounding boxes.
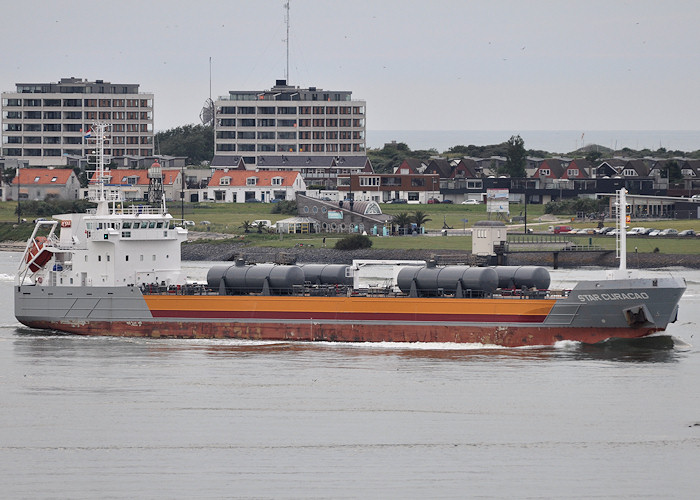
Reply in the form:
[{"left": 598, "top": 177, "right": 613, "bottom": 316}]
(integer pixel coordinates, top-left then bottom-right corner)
[{"left": 199, "top": 97, "right": 215, "bottom": 126}]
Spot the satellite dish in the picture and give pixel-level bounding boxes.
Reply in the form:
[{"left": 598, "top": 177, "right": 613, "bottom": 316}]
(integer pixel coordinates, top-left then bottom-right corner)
[{"left": 199, "top": 98, "right": 214, "bottom": 126}]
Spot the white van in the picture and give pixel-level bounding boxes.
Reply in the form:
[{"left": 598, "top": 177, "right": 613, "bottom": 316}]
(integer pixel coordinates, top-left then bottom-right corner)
[{"left": 252, "top": 220, "right": 275, "bottom": 230}]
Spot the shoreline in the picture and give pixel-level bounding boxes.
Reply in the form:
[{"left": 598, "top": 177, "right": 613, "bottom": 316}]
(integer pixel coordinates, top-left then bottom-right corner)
[
  {"left": 3, "top": 239, "right": 698, "bottom": 269},
  {"left": 180, "top": 241, "right": 700, "bottom": 269}
]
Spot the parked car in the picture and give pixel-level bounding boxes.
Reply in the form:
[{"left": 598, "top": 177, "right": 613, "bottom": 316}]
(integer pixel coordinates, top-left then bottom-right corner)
[
  {"left": 388, "top": 199, "right": 407, "bottom": 204},
  {"left": 461, "top": 199, "right": 481, "bottom": 205},
  {"left": 200, "top": 220, "right": 211, "bottom": 225},
  {"left": 552, "top": 225, "right": 573, "bottom": 234},
  {"left": 648, "top": 229, "right": 661, "bottom": 236},
  {"left": 441, "top": 199, "right": 453, "bottom": 204},
  {"left": 427, "top": 198, "right": 441, "bottom": 204},
  {"left": 691, "top": 194, "right": 700, "bottom": 201},
  {"left": 679, "top": 229, "right": 696, "bottom": 237},
  {"left": 182, "top": 220, "right": 195, "bottom": 226},
  {"left": 595, "top": 226, "right": 614, "bottom": 234},
  {"left": 659, "top": 228, "right": 678, "bottom": 236},
  {"left": 626, "top": 227, "right": 647, "bottom": 235},
  {"left": 320, "top": 196, "right": 332, "bottom": 201},
  {"left": 245, "top": 198, "right": 261, "bottom": 203}
]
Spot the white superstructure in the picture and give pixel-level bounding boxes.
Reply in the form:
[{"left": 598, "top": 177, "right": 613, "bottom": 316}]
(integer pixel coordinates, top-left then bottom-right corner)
[{"left": 17, "top": 123, "right": 186, "bottom": 288}]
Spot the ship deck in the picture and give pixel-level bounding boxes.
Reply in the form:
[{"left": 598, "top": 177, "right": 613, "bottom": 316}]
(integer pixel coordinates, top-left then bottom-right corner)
[{"left": 138, "top": 282, "right": 570, "bottom": 300}]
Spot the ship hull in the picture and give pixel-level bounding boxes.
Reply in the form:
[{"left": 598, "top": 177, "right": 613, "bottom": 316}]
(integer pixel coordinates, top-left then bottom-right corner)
[
  {"left": 17, "top": 318, "right": 662, "bottom": 347},
  {"left": 15, "top": 276, "right": 685, "bottom": 347}
]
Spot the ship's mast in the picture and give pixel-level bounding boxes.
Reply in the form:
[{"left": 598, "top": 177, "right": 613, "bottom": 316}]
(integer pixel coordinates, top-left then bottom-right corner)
[
  {"left": 617, "top": 187, "right": 627, "bottom": 271},
  {"left": 608, "top": 187, "right": 629, "bottom": 279},
  {"left": 86, "top": 122, "right": 112, "bottom": 214}
]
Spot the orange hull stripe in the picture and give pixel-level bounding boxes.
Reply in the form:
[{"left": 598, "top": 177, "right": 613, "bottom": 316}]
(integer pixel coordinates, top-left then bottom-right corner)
[{"left": 144, "top": 295, "right": 556, "bottom": 318}]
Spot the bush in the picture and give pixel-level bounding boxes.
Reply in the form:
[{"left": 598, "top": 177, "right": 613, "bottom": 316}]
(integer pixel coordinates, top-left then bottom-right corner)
[
  {"left": 271, "top": 200, "right": 297, "bottom": 215},
  {"left": 544, "top": 197, "right": 605, "bottom": 215},
  {"left": 16, "top": 199, "right": 96, "bottom": 217},
  {"left": 334, "top": 234, "right": 373, "bottom": 250}
]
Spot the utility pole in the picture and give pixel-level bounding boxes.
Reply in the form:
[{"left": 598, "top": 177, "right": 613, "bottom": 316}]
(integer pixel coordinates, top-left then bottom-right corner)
[{"left": 523, "top": 187, "right": 528, "bottom": 234}]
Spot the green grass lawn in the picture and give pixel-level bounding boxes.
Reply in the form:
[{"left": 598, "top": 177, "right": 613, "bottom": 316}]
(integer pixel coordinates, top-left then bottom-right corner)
[{"left": 3, "top": 200, "right": 699, "bottom": 254}]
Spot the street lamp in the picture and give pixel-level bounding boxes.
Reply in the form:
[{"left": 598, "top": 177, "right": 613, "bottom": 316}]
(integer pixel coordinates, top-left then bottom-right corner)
[{"left": 17, "top": 161, "right": 23, "bottom": 224}]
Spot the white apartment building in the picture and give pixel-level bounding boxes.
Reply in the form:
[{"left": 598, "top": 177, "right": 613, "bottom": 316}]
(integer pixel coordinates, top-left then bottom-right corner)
[
  {"left": 2, "top": 77, "right": 154, "bottom": 166},
  {"left": 214, "top": 80, "right": 366, "bottom": 167}
]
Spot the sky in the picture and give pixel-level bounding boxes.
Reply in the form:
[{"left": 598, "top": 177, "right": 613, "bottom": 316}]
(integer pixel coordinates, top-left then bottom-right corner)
[{"left": 2, "top": 0, "right": 699, "bottom": 136}]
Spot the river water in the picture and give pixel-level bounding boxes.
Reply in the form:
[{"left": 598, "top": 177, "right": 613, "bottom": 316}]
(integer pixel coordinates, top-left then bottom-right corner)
[{"left": 1, "top": 252, "right": 699, "bottom": 499}]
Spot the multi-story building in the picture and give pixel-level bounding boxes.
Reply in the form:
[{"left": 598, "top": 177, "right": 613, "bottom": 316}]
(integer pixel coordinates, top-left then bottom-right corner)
[
  {"left": 214, "top": 80, "right": 366, "bottom": 168},
  {"left": 337, "top": 172, "right": 441, "bottom": 204},
  {"left": 2, "top": 77, "right": 154, "bottom": 166}
]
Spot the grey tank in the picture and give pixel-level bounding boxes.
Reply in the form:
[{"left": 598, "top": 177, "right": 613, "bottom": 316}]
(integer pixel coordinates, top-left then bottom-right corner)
[
  {"left": 397, "top": 266, "right": 498, "bottom": 294},
  {"left": 298, "top": 264, "right": 352, "bottom": 285},
  {"left": 492, "top": 266, "right": 551, "bottom": 290},
  {"left": 207, "top": 263, "right": 305, "bottom": 293}
]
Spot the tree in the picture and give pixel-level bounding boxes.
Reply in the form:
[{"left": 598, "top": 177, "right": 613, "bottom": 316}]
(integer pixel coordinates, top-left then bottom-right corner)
[
  {"left": 391, "top": 212, "right": 412, "bottom": 235},
  {"left": 665, "top": 160, "right": 683, "bottom": 183},
  {"left": 241, "top": 220, "right": 253, "bottom": 233},
  {"left": 1, "top": 165, "right": 16, "bottom": 186},
  {"left": 411, "top": 210, "right": 432, "bottom": 231},
  {"left": 585, "top": 150, "right": 603, "bottom": 164},
  {"left": 155, "top": 124, "right": 214, "bottom": 164},
  {"left": 504, "top": 135, "right": 527, "bottom": 178}
]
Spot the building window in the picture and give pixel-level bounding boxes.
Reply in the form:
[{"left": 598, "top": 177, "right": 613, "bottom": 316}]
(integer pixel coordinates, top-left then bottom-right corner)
[
  {"left": 271, "top": 177, "right": 283, "bottom": 186},
  {"left": 567, "top": 169, "right": 579, "bottom": 177},
  {"left": 408, "top": 192, "right": 419, "bottom": 201},
  {"left": 219, "top": 177, "right": 231, "bottom": 186},
  {"left": 247, "top": 177, "right": 257, "bottom": 186},
  {"left": 359, "top": 176, "right": 380, "bottom": 187}
]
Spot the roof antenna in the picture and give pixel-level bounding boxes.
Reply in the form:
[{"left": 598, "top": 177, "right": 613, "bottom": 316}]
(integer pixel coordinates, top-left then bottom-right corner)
[{"left": 284, "top": 1, "right": 290, "bottom": 83}]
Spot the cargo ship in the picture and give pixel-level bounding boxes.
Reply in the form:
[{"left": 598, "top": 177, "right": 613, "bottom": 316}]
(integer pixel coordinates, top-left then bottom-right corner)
[{"left": 14, "top": 124, "right": 685, "bottom": 347}]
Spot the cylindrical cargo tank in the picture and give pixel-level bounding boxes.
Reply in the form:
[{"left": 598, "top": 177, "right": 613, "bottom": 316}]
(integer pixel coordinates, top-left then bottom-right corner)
[
  {"left": 397, "top": 266, "right": 498, "bottom": 295},
  {"left": 206, "top": 265, "right": 231, "bottom": 290},
  {"left": 298, "top": 264, "right": 352, "bottom": 285},
  {"left": 459, "top": 267, "right": 498, "bottom": 293},
  {"left": 493, "top": 266, "right": 550, "bottom": 290},
  {"left": 221, "top": 264, "right": 305, "bottom": 293}
]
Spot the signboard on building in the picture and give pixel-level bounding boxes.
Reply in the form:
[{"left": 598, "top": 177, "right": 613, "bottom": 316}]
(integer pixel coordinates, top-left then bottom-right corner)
[
  {"left": 486, "top": 189, "right": 509, "bottom": 213},
  {"left": 327, "top": 210, "right": 344, "bottom": 220}
]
